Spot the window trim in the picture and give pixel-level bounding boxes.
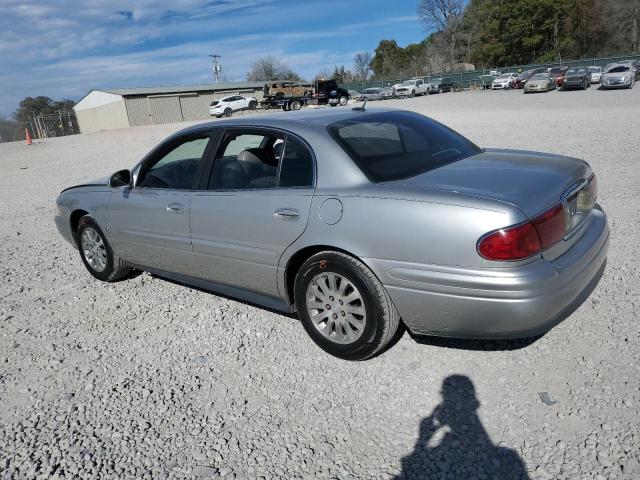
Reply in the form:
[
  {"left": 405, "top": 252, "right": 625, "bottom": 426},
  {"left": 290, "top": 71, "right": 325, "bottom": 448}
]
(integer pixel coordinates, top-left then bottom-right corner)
[{"left": 201, "top": 125, "right": 317, "bottom": 192}]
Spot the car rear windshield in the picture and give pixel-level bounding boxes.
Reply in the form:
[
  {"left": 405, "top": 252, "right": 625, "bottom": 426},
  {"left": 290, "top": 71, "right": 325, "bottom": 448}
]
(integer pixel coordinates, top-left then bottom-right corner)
[
  {"left": 328, "top": 111, "right": 481, "bottom": 182},
  {"left": 567, "top": 68, "right": 586, "bottom": 75},
  {"left": 531, "top": 74, "right": 548, "bottom": 80}
]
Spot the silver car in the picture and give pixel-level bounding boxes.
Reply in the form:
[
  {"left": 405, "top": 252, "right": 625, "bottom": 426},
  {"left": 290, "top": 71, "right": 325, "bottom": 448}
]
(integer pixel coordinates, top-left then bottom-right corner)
[
  {"left": 523, "top": 73, "right": 556, "bottom": 93},
  {"left": 55, "top": 108, "right": 609, "bottom": 360},
  {"left": 601, "top": 64, "right": 636, "bottom": 89},
  {"left": 357, "top": 88, "right": 384, "bottom": 101}
]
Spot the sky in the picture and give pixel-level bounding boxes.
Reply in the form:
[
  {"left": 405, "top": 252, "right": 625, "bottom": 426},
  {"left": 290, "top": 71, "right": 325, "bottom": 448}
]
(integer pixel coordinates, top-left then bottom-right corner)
[{"left": 0, "top": 0, "right": 426, "bottom": 116}]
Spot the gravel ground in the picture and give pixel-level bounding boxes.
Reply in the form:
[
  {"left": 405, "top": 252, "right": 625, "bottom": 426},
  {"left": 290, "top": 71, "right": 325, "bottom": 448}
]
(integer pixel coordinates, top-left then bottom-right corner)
[{"left": 1, "top": 86, "right": 639, "bottom": 480}]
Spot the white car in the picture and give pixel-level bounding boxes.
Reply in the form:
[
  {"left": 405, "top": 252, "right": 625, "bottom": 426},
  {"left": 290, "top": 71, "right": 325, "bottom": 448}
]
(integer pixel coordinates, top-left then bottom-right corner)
[
  {"left": 589, "top": 66, "right": 602, "bottom": 83},
  {"left": 491, "top": 73, "right": 518, "bottom": 90},
  {"left": 394, "top": 79, "right": 429, "bottom": 97},
  {"left": 210, "top": 95, "right": 258, "bottom": 118}
]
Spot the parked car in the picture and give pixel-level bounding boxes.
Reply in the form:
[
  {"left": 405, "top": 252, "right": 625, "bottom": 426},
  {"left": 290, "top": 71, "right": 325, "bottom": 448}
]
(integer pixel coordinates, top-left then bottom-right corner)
[
  {"left": 210, "top": 95, "right": 257, "bottom": 118},
  {"left": 357, "top": 88, "right": 384, "bottom": 101},
  {"left": 601, "top": 64, "right": 636, "bottom": 89},
  {"left": 548, "top": 66, "right": 569, "bottom": 87},
  {"left": 394, "top": 79, "right": 429, "bottom": 97},
  {"left": 426, "top": 77, "right": 455, "bottom": 93},
  {"left": 588, "top": 66, "right": 603, "bottom": 83},
  {"left": 491, "top": 73, "right": 518, "bottom": 89},
  {"left": 523, "top": 73, "right": 557, "bottom": 93},
  {"left": 55, "top": 108, "right": 608, "bottom": 360},
  {"left": 619, "top": 59, "right": 640, "bottom": 80},
  {"left": 561, "top": 67, "right": 592, "bottom": 90},
  {"left": 380, "top": 87, "right": 394, "bottom": 99},
  {"left": 515, "top": 68, "right": 546, "bottom": 89}
]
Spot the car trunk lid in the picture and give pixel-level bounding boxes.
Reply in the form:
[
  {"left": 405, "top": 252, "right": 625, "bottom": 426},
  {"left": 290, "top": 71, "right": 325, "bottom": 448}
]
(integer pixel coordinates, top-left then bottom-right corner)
[
  {"left": 387, "top": 148, "right": 594, "bottom": 260},
  {"left": 390, "top": 148, "right": 590, "bottom": 218}
]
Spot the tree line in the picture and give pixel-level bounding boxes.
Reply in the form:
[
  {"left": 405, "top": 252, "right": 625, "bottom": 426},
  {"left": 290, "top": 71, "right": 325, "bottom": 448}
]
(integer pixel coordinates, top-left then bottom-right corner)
[{"left": 371, "top": 0, "right": 640, "bottom": 79}]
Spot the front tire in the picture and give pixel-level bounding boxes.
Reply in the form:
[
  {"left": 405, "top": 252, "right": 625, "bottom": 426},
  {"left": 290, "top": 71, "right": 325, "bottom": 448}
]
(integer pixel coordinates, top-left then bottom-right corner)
[
  {"left": 224, "top": 108, "right": 232, "bottom": 117},
  {"left": 294, "top": 251, "right": 401, "bottom": 360},
  {"left": 339, "top": 96, "right": 348, "bottom": 106},
  {"left": 76, "top": 216, "right": 130, "bottom": 282}
]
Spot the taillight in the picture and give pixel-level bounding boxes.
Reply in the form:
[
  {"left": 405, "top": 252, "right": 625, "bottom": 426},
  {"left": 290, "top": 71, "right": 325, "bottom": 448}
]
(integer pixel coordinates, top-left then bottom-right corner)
[
  {"left": 478, "top": 203, "right": 566, "bottom": 261},
  {"left": 531, "top": 204, "right": 565, "bottom": 249},
  {"left": 478, "top": 222, "right": 542, "bottom": 261}
]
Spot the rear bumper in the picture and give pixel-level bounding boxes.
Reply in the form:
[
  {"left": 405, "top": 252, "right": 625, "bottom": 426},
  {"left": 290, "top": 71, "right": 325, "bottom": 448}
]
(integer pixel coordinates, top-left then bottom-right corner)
[{"left": 366, "top": 207, "right": 609, "bottom": 339}]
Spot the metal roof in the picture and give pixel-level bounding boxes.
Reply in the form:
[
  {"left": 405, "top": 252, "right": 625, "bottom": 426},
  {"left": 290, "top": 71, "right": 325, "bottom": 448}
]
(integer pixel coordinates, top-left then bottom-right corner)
[{"left": 100, "top": 81, "right": 265, "bottom": 97}]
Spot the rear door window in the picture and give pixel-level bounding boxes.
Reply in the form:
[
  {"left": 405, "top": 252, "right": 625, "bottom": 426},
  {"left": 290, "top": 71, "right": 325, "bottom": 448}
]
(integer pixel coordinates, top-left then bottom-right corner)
[{"left": 329, "top": 111, "right": 480, "bottom": 182}]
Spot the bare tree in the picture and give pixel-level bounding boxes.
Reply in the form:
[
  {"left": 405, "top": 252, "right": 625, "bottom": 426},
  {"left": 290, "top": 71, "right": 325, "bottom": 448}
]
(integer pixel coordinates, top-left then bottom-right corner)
[
  {"left": 418, "top": 0, "right": 465, "bottom": 67},
  {"left": 353, "top": 52, "right": 372, "bottom": 81},
  {"left": 246, "top": 56, "right": 303, "bottom": 81}
]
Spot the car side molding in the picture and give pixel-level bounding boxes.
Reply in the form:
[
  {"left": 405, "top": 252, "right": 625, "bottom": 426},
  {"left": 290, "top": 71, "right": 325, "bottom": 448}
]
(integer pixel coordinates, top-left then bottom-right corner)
[{"left": 129, "top": 264, "right": 294, "bottom": 313}]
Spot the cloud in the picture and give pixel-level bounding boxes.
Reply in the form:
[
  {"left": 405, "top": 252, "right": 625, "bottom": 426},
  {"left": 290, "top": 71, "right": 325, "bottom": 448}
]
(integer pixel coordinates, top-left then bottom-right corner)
[{"left": 0, "top": 0, "right": 420, "bottom": 114}]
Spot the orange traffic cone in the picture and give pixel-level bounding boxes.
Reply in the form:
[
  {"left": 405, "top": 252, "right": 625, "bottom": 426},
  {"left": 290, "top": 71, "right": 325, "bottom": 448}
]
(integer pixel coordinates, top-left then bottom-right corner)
[{"left": 25, "top": 128, "right": 33, "bottom": 145}]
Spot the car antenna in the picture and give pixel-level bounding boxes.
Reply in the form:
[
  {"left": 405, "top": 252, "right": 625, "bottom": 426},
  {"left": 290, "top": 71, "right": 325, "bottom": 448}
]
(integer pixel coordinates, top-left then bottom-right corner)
[{"left": 352, "top": 98, "right": 367, "bottom": 112}]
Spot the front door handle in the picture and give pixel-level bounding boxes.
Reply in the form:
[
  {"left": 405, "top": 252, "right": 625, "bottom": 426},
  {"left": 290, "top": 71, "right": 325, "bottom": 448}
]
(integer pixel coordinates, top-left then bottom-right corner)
[
  {"left": 273, "top": 208, "right": 300, "bottom": 221},
  {"left": 166, "top": 203, "right": 185, "bottom": 214}
]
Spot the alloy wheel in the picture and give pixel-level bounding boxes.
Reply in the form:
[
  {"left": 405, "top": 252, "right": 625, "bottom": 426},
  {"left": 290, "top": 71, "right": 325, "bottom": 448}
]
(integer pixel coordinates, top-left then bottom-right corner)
[
  {"left": 80, "top": 227, "right": 107, "bottom": 272},
  {"left": 305, "top": 272, "right": 367, "bottom": 345}
]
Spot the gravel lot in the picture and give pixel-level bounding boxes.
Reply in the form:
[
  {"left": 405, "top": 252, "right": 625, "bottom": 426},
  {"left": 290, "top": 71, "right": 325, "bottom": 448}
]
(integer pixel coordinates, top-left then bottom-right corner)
[{"left": 1, "top": 86, "right": 639, "bottom": 480}]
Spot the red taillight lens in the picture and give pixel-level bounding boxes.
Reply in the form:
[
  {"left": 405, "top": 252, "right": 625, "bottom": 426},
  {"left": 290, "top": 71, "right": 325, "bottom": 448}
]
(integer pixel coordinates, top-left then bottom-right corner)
[
  {"left": 478, "top": 202, "right": 569, "bottom": 261},
  {"left": 478, "top": 222, "right": 542, "bottom": 260},
  {"left": 531, "top": 203, "right": 565, "bottom": 249}
]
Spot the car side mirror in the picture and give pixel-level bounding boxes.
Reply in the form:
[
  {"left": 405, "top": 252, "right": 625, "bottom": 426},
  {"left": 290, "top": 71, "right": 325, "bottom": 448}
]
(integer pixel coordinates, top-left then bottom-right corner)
[{"left": 109, "top": 169, "right": 131, "bottom": 188}]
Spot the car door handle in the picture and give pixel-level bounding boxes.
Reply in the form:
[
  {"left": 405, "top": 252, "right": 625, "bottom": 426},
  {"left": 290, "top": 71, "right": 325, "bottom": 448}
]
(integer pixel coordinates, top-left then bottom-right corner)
[
  {"left": 273, "top": 208, "right": 300, "bottom": 221},
  {"left": 166, "top": 203, "right": 185, "bottom": 214}
]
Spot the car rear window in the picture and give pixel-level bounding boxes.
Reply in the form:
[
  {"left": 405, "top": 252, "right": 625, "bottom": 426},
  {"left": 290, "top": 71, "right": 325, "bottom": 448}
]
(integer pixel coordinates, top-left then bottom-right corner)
[{"left": 328, "top": 111, "right": 481, "bottom": 182}]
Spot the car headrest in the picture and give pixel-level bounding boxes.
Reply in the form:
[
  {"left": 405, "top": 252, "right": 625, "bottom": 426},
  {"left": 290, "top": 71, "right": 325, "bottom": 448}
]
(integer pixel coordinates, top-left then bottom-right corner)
[{"left": 238, "top": 147, "right": 277, "bottom": 167}]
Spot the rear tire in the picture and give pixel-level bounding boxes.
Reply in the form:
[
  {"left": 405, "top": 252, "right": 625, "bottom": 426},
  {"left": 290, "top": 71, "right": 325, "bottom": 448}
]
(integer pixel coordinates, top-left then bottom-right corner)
[
  {"left": 76, "top": 215, "right": 130, "bottom": 282},
  {"left": 294, "top": 251, "right": 401, "bottom": 360},
  {"left": 290, "top": 100, "right": 302, "bottom": 111},
  {"left": 339, "top": 96, "right": 348, "bottom": 106}
]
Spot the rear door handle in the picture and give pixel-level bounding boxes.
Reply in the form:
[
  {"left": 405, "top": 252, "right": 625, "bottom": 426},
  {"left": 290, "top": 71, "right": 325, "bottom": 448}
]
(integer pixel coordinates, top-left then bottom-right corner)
[
  {"left": 273, "top": 208, "right": 300, "bottom": 221},
  {"left": 166, "top": 203, "right": 185, "bottom": 214}
]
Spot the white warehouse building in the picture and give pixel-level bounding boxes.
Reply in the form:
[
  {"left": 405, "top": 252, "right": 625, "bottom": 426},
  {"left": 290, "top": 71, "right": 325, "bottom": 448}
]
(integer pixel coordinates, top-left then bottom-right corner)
[{"left": 73, "top": 82, "right": 266, "bottom": 134}]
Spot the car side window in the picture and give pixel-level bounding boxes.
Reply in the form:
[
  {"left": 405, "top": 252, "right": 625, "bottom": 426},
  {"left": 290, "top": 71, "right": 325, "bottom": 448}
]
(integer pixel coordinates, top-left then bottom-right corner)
[
  {"left": 279, "top": 137, "right": 314, "bottom": 188},
  {"left": 138, "top": 137, "right": 209, "bottom": 189},
  {"left": 208, "top": 132, "right": 282, "bottom": 190}
]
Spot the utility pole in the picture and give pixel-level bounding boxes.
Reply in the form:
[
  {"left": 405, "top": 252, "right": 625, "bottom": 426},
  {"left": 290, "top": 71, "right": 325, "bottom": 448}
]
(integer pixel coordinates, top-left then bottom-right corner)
[{"left": 209, "top": 55, "right": 222, "bottom": 83}]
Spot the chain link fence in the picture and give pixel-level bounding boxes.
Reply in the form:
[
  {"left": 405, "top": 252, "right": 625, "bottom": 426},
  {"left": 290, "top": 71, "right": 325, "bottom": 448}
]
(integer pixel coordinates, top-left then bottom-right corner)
[
  {"left": 342, "top": 53, "right": 640, "bottom": 92},
  {"left": 27, "top": 110, "right": 79, "bottom": 139}
]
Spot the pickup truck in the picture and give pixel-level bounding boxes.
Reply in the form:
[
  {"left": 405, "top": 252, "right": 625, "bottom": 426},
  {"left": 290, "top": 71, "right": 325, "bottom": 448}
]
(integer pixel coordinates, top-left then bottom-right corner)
[{"left": 393, "top": 79, "right": 429, "bottom": 97}]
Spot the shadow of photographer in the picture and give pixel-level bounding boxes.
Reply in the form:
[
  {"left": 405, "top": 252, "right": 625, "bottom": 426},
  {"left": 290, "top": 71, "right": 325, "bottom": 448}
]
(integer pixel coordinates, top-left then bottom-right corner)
[{"left": 396, "top": 375, "right": 529, "bottom": 479}]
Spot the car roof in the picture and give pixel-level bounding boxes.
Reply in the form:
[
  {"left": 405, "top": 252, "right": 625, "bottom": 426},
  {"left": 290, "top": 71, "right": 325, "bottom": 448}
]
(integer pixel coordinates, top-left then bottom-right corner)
[{"left": 178, "top": 106, "right": 403, "bottom": 134}]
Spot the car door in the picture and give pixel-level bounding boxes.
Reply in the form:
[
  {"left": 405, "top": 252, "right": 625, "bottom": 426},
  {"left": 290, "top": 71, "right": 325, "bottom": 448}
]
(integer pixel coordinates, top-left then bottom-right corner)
[
  {"left": 230, "top": 96, "right": 243, "bottom": 112},
  {"left": 109, "top": 132, "right": 213, "bottom": 274},
  {"left": 190, "top": 128, "right": 315, "bottom": 298}
]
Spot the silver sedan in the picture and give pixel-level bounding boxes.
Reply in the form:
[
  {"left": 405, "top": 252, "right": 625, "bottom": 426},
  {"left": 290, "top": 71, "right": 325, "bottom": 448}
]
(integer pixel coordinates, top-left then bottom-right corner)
[{"left": 55, "top": 108, "right": 609, "bottom": 360}]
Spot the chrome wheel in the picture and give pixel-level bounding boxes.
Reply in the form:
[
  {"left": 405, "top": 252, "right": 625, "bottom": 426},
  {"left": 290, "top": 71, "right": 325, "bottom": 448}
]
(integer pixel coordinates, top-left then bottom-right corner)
[
  {"left": 80, "top": 227, "right": 107, "bottom": 272},
  {"left": 305, "top": 272, "right": 366, "bottom": 344}
]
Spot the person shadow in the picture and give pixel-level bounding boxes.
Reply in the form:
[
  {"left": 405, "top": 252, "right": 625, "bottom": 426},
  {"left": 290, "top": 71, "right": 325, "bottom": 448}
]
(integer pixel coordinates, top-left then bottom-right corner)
[{"left": 396, "top": 375, "right": 530, "bottom": 479}]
